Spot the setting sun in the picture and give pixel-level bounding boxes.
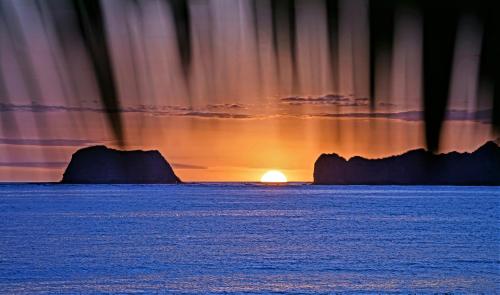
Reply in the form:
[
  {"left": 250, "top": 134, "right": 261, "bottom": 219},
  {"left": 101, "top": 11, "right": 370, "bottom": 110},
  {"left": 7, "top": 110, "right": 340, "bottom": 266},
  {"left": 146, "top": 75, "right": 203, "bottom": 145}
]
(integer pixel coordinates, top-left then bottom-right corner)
[{"left": 260, "top": 170, "right": 288, "bottom": 183}]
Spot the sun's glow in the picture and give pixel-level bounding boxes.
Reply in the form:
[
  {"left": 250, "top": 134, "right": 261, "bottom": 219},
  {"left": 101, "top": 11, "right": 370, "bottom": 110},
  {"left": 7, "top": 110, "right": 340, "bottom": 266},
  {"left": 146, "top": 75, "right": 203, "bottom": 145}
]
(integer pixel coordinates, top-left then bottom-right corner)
[{"left": 260, "top": 170, "right": 288, "bottom": 183}]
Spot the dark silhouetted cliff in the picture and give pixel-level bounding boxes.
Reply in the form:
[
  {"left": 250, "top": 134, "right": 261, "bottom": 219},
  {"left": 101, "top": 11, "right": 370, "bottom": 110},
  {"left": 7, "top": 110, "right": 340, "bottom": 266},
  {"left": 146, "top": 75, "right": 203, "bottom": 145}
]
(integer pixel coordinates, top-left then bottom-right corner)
[
  {"left": 62, "top": 146, "right": 181, "bottom": 184},
  {"left": 314, "top": 141, "right": 500, "bottom": 185}
]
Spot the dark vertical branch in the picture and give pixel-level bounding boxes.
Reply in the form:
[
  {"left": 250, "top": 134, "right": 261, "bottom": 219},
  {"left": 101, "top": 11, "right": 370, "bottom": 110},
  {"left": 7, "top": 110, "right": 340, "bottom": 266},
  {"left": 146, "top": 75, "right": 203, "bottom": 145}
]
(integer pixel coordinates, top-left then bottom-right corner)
[
  {"left": 188, "top": 0, "right": 215, "bottom": 101},
  {"left": 369, "top": 0, "right": 394, "bottom": 110},
  {"left": 0, "top": 9, "right": 7, "bottom": 111},
  {"left": 167, "top": 0, "right": 192, "bottom": 80},
  {"left": 0, "top": 46, "right": 20, "bottom": 139},
  {"left": 123, "top": 1, "right": 143, "bottom": 106},
  {"left": 325, "top": 0, "right": 342, "bottom": 142},
  {"left": 0, "top": 3, "right": 42, "bottom": 106},
  {"left": 251, "top": 0, "right": 263, "bottom": 97},
  {"left": 0, "top": 24, "right": 20, "bottom": 174},
  {"left": 0, "top": 1, "right": 49, "bottom": 138},
  {"left": 326, "top": 0, "right": 339, "bottom": 94},
  {"left": 0, "top": 60, "right": 5, "bottom": 102},
  {"left": 271, "top": 0, "right": 281, "bottom": 93},
  {"left": 43, "top": 1, "right": 82, "bottom": 100},
  {"left": 271, "top": 1, "right": 278, "bottom": 52},
  {"left": 43, "top": 0, "right": 96, "bottom": 141},
  {"left": 478, "top": 2, "right": 499, "bottom": 135},
  {"left": 73, "top": 0, "right": 124, "bottom": 146},
  {"left": 122, "top": 0, "right": 146, "bottom": 144},
  {"left": 288, "top": 0, "right": 298, "bottom": 94},
  {"left": 422, "top": 0, "right": 458, "bottom": 152},
  {"left": 35, "top": 0, "right": 72, "bottom": 104},
  {"left": 132, "top": 0, "right": 156, "bottom": 100},
  {"left": 271, "top": 0, "right": 298, "bottom": 94}
]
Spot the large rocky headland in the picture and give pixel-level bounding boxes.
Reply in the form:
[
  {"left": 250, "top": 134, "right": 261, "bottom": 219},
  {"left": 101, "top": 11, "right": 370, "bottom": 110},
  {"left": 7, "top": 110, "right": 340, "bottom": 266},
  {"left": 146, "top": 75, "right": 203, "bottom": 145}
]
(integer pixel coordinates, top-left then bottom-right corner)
[
  {"left": 62, "top": 145, "right": 181, "bottom": 184},
  {"left": 314, "top": 141, "right": 500, "bottom": 185}
]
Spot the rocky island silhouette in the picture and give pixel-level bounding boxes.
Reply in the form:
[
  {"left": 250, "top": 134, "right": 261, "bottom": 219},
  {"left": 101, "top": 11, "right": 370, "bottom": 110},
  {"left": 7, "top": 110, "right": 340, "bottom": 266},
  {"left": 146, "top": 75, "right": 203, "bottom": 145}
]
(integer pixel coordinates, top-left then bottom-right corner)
[
  {"left": 62, "top": 142, "right": 499, "bottom": 185},
  {"left": 314, "top": 141, "right": 500, "bottom": 185},
  {"left": 62, "top": 146, "right": 181, "bottom": 184}
]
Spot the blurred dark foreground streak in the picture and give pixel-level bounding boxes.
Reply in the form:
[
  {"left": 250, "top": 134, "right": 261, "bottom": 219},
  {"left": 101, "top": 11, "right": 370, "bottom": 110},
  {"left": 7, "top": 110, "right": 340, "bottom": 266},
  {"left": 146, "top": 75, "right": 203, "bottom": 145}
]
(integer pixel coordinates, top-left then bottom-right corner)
[{"left": 0, "top": 0, "right": 498, "bottom": 151}]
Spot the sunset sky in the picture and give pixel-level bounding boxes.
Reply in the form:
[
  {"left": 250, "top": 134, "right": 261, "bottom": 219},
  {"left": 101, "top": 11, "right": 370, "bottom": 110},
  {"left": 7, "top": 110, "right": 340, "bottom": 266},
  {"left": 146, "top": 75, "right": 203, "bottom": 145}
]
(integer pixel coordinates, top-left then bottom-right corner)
[
  {"left": 0, "top": 0, "right": 496, "bottom": 182},
  {"left": 0, "top": 108, "right": 494, "bottom": 182}
]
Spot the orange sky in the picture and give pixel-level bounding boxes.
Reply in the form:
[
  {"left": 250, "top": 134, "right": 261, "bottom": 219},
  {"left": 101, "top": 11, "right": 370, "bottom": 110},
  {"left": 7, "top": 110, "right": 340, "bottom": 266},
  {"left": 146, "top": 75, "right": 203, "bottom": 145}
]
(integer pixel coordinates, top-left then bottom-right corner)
[
  {"left": 0, "top": 110, "right": 494, "bottom": 182},
  {"left": 0, "top": 0, "right": 495, "bottom": 182}
]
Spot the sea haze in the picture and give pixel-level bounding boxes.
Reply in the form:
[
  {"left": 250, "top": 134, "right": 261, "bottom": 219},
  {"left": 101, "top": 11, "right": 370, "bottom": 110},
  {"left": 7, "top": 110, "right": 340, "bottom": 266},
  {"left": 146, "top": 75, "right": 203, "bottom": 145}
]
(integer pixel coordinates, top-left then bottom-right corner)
[{"left": 0, "top": 184, "right": 498, "bottom": 293}]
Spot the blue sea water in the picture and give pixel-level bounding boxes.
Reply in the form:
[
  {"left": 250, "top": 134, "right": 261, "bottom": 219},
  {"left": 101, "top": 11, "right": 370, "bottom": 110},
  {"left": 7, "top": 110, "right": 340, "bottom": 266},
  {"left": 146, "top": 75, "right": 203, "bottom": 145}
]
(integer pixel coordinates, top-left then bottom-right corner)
[{"left": 0, "top": 184, "right": 498, "bottom": 294}]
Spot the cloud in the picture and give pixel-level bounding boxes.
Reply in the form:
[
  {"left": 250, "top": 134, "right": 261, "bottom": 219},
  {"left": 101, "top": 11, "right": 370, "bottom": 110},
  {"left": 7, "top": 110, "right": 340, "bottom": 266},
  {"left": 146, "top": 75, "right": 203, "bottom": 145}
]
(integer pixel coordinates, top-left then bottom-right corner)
[
  {"left": 0, "top": 102, "right": 255, "bottom": 119},
  {"left": 0, "top": 103, "right": 103, "bottom": 113},
  {"left": 206, "top": 103, "right": 245, "bottom": 110},
  {"left": 281, "top": 94, "right": 369, "bottom": 106},
  {"left": 0, "top": 101, "right": 492, "bottom": 123},
  {"left": 314, "top": 111, "right": 421, "bottom": 121},
  {"left": 171, "top": 162, "right": 207, "bottom": 169},
  {"left": 0, "top": 161, "right": 67, "bottom": 169},
  {"left": 179, "top": 111, "right": 254, "bottom": 119},
  {"left": 0, "top": 138, "right": 105, "bottom": 147},
  {"left": 0, "top": 103, "right": 192, "bottom": 114},
  {"left": 121, "top": 105, "right": 193, "bottom": 113},
  {"left": 312, "top": 109, "right": 491, "bottom": 123}
]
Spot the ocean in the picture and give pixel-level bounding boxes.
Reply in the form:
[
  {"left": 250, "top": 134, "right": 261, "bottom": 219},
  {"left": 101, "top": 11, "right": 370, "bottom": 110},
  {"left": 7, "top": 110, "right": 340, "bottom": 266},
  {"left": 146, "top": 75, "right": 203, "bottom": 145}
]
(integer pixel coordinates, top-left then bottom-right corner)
[{"left": 0, "top": 184, "right": 498, "bottom": 294}]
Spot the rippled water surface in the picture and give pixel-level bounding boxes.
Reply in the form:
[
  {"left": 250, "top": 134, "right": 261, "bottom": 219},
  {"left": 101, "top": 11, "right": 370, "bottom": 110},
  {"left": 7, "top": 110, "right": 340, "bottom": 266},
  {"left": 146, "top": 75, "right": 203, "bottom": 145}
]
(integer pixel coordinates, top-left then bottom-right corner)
[{"left": 0, "top": 184, "right": 498, "bottom": 294}]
